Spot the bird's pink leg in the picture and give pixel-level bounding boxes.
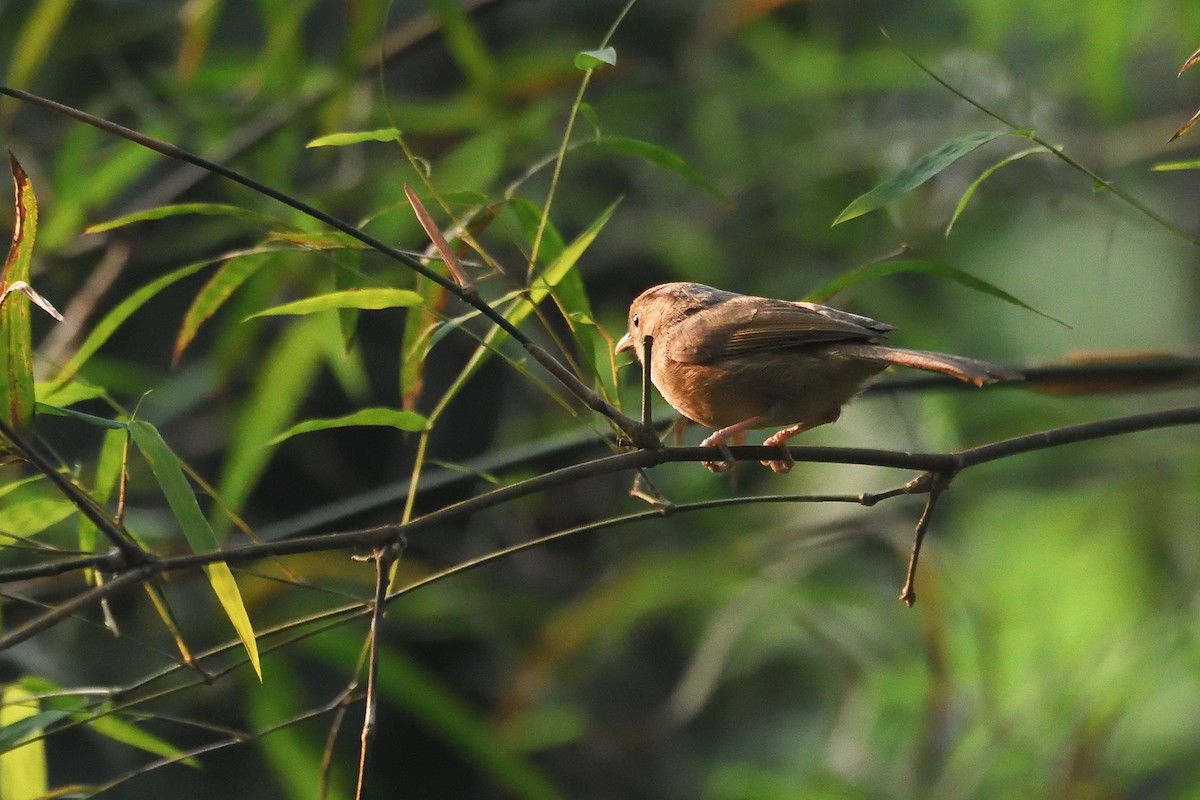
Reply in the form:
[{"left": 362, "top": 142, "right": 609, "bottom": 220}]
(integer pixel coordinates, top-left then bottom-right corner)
[
  {"left": 699, "top": 416, "right": 761, "bottom": 472},
  {"left": 760, "top": 410, "right": 840, "bottom": 473}
]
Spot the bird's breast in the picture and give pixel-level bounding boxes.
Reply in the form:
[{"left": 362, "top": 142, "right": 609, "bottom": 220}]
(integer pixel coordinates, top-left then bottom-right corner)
[{"left": 651, "top": 348, "right": 888, "bottom": 431}]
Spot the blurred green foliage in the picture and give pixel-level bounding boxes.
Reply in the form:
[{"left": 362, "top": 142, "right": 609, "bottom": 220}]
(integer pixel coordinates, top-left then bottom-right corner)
[{"left": 0, "top": 1, "right": 1197, "bottom": 798}]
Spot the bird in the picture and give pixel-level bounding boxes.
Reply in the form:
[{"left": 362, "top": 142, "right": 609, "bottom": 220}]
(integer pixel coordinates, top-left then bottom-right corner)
[{"left": 615, "top": 282, "right": 1021, "bottom": 473}]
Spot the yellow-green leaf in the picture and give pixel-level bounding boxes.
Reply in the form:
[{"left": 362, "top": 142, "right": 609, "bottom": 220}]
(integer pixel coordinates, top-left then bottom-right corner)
[
  {"left": 246, "top": 288, "right": 423, "bottom": 319},
  {"left": 269, "top": 407, "right": 427, "bottom": 446},
  {"left": 85, "top": 202, "right": 283, "bottom": 233},
  {"left": 0, "top": 684, "right": 48, "bottom": 799},
  {"left": 129, "top": 420, "right": 261, "bottom": 680},
  {"left": 0, "top": 154, "right": 39, "bottom": 440},
  {"left": 306, "top": 129, "right": 401, "bottom": 148}
]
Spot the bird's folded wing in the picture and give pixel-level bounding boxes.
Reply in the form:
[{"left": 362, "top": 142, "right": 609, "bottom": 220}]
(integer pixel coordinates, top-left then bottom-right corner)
[{"left": 668, "top": 297, "right": 892, "bottom": 363}]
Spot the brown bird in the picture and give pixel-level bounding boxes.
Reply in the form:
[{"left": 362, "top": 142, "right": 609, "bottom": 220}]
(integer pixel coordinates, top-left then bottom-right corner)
[{"left": 615, "top": 282, "right": 1021, "bottom": 473}]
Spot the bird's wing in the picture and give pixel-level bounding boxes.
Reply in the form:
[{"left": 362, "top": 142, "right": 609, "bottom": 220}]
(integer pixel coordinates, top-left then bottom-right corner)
[{"left": 667, "top": 296, "right": 894, "bottom": 364}]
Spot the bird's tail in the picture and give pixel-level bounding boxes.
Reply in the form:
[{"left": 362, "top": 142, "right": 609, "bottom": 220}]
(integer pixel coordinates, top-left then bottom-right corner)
[{"left": 834, "top": 343, "right": 1022, "bottom": 387}]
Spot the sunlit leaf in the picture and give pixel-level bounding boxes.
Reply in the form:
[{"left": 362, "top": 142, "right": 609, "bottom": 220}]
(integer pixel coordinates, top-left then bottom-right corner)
[
  {"left": 806, "top": 259, "right": 1070, "bottom": 327},
  {"left": 0, "top": 684, "right": 49, "bottom": 798},
  {"left": 269, "top": 407, "right": 427, "bottom": 446},
  {"left": 246, "top": 288, "right": 423, "bottom": 319},
  {"left": 833, "top": 130, "right": 1009, "bottom": 225},
  {"left": 575, "top": 47, "right": 616, "bottom": 70},
  {"left": 86, "top": 710, "right": 198, "bottom": 768},
  {"left": 305, "top": 128, "right": 402, "bottom": 148},
  {"left": 0, "top": 154, "right": 40, "bottom": 440},
  {"left": 176, "top": 250, "right": 276, "bottom": 362},
  {"left": 0, "top": 496, "right": 76, "bottom": 538},
  {"left": 946, "top": 146, "right": 1048, "bottom": 236},
  {"left": 129, "top": 420, "right": 262, "bottom": 681},
  {"left": 85, "top": 203, "right": 283, "bottom": 233},
  {"left": 1150, "top": 158, "right": 1200, "bottom": 171},
  {"left": 593, "top": 136, "right": 724, "bottom": 199}
]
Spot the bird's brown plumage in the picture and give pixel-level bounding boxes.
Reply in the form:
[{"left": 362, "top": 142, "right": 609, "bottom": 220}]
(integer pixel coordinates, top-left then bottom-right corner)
[{"left": 615, "top": 282, "right": 1020, "bottom": 472}]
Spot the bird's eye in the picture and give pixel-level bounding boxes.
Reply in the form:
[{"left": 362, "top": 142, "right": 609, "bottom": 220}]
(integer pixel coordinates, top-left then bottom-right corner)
[{"left": 632, "top": 313, "right": 640, "bottom": 328}]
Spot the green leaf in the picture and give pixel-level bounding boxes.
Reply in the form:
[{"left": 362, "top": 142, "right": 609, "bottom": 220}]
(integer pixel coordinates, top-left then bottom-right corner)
[
  {"left": 246, "top": 288, "right": 423, "bottom": 319},
  {"left": 0, "top": 154, "right": 39, "bottom": 441},
  {"left": 269, "top": 407, "right": 428, "bottom": 445},
  {"left": 85, "top": 203, "right": 284, "bottom": 233},
  {"left": 946, "top": 146, "right": 1048, "bottom": 236},
  {"left": 34, "top": 380, "right": 106, "bottom": 408},
  {"left": 44, "top": 258, "right": 211, "bottom": 396},
  {"left": 833, "top": 130, "right": 1009, "bottom": 225},
  {"left": 176, "top": 250, "right": 276, "bottom": 362},
  {"left": 129, "top": 420, "right": 262, "bottom": 681},
  {"left": 4, "top": 0, "right": 74, "bottom": 93},
  {"left": 0, "top": 684, "right": 49, "bottom": 798},
  {"left": 592, "top": 136, "right": 724, "bottom": 199},
  {"left": 575, "top": 47, "right": 617, "bottom": 70},
  {"left": 0, "top": 496, "right": 76, "bottom": 538},
  {"left": 305, "top": 128, "right": 402, "bottom": 148},
  {"left": 1150, "top": 158, "right": 1200, "bottom": 172},
  {"left": 86, "top": 708, "right": 198, "bottom": 768},
  {"left": 806, "top": 259, "right": 1070, "bottom": 327}
]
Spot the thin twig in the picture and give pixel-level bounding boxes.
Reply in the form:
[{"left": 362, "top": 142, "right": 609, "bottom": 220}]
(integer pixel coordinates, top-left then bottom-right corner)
[
  {"left": 899, "top": 472, "right": 953, "bottom": 606},
  {"left": 354, "top": 540, "right": 404, "bottom": 800}
]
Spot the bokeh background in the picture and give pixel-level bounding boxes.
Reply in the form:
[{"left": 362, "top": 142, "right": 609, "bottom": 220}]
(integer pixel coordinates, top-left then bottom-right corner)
[{"left": 1, "top": 1, "right": 1199, "bottom": 797}]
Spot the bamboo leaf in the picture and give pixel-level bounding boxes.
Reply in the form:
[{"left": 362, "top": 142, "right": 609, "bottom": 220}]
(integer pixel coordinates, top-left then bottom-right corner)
[
  {"left": 129, "top": 420, "right": 262, "bottom": 680},
  {"left": 85, "top": 203, "right": 284, "bottom": 233},
  {"left": 0, "top": 154, "right": 40, "bottom": 441},
  {"left": 306, "top": 128, "right": 402, "bottom": 148},
  {"left": 246, "top": 288, "right": 423, "bottom": 319},
  {"left": 269, "top": 407, "right": 428, "bottom": 446},
  {"left": 0, "top": 684, "right": 49, "bottom": 798},
  {"left": 175, "top": 250, "right": 276, "bottom": 362},
  {"left": 833, "top": 130, "right": 1009, "bottom": 225},
  {"left": 946, "top": 146, "right": 1048, "bottom": 236},
  {"left": 592, "top": 136, "right": 724, "bottom": 199}
]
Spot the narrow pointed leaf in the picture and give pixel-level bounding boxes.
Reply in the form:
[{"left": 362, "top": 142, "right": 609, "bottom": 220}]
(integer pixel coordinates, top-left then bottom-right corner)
[
  {"left": 593, "top": 136, "right": 724, "bottom": 199},
  {"left": 176, "top": 251, "right": 275, "bottom": 362},
  {"left": 833, "top": 130, "right": 1009, "bottom": 225},
  {"left": 269, "top": 407, "right": 427, "bottom": 446},
  {"left": 85, "top": 203, "right": 283, "bottom": 233},
  {"left": 129, "top": 420, "right": 262, "bottom": 680},
  {"left": 946, "top": 146, "right": 1047, "bottom": 236},
  {"left": 246, "top": 288, "right": 423, "bottom": 319},
  {"left": 306, "top": 128, "right": 402, "bottom": 148},
  {"left": 0, "top": 154, "right": 39, "bottom": 440},
  {"left": 806, "top": 259, "right": 1070, "bottom": 327}
]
